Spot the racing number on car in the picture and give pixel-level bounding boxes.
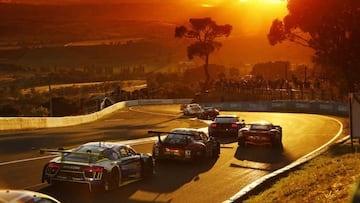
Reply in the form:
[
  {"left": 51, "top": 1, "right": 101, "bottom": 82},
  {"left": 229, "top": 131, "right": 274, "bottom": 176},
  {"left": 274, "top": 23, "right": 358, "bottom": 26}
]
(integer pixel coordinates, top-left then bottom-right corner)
[{"left": 185, "top": 150, "right": 191, "bottom": 159}]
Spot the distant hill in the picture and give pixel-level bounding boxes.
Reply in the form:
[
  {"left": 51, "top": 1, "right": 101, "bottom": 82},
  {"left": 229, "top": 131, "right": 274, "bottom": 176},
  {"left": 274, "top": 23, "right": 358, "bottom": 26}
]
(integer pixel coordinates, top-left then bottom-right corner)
[{"left": 0, "top": 2, "right": 314, "bottom": 67}]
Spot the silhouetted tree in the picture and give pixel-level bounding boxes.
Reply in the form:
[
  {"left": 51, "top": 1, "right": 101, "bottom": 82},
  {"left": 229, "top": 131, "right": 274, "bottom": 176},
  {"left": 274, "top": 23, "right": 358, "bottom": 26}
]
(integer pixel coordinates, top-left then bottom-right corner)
[
  {"left": 175, "top": 17, "right": 232, "bottom": 90},
  {"left": 268, "top": 0, "right": 360, "bottom": 94}
]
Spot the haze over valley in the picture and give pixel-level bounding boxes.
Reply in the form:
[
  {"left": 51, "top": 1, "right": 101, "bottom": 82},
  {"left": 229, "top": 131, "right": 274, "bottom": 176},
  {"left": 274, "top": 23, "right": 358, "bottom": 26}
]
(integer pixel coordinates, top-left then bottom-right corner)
[{"left": 0, "top": 0, "right": 313, "bottom": 70}]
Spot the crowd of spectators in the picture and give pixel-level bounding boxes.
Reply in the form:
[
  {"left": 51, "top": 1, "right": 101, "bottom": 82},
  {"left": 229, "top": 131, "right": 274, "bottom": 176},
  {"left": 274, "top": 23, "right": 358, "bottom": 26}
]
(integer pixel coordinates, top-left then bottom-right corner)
[
  {"left": 194, "top": 75, "right": 344, "bottom": 103},
  {"left": 210, "top": 75, "right": 323, "bottom": 92}
]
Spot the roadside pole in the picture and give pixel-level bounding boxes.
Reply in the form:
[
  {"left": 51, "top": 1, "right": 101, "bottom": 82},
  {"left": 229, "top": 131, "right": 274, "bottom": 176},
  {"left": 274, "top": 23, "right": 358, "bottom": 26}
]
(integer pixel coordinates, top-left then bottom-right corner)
[{"left": 349, "top": 93, "right": 360, "bottom": 152}]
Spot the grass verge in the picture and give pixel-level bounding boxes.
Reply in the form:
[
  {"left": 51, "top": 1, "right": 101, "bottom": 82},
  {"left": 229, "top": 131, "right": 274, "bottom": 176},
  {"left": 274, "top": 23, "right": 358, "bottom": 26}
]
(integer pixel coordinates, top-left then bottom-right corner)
[{"left": 243, "top": 141, "right": 360, "bottom": 203}]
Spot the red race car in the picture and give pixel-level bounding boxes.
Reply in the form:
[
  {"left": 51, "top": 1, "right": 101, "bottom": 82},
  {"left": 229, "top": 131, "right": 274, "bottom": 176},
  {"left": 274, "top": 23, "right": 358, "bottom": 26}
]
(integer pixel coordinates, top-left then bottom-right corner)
[{"left": 150, "top": 128, "right": 220, "bottom": 162}]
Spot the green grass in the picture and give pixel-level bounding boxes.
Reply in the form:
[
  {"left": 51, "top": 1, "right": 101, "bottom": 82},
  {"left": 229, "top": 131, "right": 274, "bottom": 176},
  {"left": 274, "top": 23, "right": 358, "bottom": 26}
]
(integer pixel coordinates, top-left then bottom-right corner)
[{"left": 243, "top": 143, "right": 360, "bottom": 203}]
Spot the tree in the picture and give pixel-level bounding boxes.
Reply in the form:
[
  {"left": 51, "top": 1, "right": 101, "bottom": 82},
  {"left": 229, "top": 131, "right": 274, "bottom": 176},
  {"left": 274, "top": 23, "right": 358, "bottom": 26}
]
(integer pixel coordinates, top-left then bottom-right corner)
[
  {"left": 268, "top": 0, "right": 360, "bottom": 94},
  {"left": 175, "top": 17, "right": 232, "bottom": 90}
]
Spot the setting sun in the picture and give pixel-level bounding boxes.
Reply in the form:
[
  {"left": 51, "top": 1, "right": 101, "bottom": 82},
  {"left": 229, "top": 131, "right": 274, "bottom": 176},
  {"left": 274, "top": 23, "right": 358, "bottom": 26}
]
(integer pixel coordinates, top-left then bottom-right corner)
[
  {"left": 201, "top": 4, "right": 214, "bottom": 7},
  {"left": 196, "top": 0, "right": 288, "bottom": 36},
  {"left": 240, "top": 0, "right": 286, "bottom": 3}
]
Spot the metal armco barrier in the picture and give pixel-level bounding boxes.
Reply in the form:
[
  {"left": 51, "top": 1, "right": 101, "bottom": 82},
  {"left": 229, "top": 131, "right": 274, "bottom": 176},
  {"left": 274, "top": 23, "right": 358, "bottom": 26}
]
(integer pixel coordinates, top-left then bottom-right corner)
[{"left": 0, "top": 99, "right": 348, "bottom": 131}]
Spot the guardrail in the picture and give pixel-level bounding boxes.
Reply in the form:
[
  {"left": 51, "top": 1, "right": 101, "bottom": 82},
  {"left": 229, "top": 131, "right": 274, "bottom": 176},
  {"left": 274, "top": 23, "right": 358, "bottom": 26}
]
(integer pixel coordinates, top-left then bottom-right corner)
[
  {"left": 0, "top": 99, "right": 347, "bottom": 131},
  {"left": 0, "top": 99, "right": 192, "bottom": 131}
]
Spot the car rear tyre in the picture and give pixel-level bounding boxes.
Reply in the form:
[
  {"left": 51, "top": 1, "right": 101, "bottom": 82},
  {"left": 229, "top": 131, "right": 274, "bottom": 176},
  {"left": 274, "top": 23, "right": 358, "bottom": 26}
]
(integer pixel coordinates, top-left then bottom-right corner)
[
  {"left": 272, "top": 139, "right": 283, "bottom": 152},
  {"left": 238, "top": 138, "right": 245, "bottom": 147},
  {"left": 192, "top": 148, "right": 206, "bottom": 162},
  {"left": 103, "top": 169, "right": 120, "bottom": 191},
  {"left": 212, "top": 142, "right": 220, "bottom": 158},
  {"left": 142, "top": 158, "right": 154, "bottom": 178}
]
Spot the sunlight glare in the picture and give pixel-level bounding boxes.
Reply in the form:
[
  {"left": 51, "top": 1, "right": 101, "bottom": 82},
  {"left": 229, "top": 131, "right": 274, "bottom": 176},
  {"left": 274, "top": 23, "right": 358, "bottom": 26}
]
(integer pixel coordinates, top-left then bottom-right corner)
[
  {"left": 232, "top": 0, "right": 288, "bottom": 36},
  {"left": 201, "top": 4, "right": 214, "bottom": 7},
  {"left": 239, "top": 0, "right": 286, "bottom": 4}
]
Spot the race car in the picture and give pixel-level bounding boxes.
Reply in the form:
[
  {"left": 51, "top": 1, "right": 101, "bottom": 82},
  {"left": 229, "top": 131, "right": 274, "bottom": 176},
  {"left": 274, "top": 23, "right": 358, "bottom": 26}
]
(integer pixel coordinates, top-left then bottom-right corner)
[
  {"left": 208, "top": 115, "right": 246, "bottom": 137},
  {"left": 197, "top": 106, "right": 220, "bottom": 120},
  {"left": 181, "top": 103, "right": 204, "bottom": 117},
  {"left": 0, "top": 189, "right": 61, "bottom": 203},
  {"left": 237, "top": 121, "right": 283, "bottom": 150},
  {"left": 40, "top": 142, "right": 154, "bottom": 192},
  {"left": 150, "top": 128, "right": 220, "bottom": 162}
]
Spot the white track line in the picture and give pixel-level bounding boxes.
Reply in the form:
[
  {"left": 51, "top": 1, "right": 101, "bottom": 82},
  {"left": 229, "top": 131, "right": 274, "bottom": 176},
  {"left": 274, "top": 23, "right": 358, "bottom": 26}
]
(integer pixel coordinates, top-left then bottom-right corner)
[
  {"left": 0, "top": 155, "right": 57, "bottom": 166},
  {"left": 129, "top": 107, "right": 180, "bottom": 117},
  {"left": 224, "top": 115, "right": 344, "bottom": 203}
]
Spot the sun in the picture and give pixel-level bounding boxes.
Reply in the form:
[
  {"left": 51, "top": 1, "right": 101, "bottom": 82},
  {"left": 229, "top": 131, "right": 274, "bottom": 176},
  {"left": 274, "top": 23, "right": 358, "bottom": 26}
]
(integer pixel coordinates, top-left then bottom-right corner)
[
  {"left": 230, "top": 0, "right": 289, "bottom": 36},
  {"left": 259, "top": 0, "right": 286, "bottom": 3},
  {"left": 196, "top": 0, "right": 288, "bottom": 36},
  {"left": 201, "top": 4, "right": 214, "bottom": 7},
  {"left": 239, "top": 0, "right": 286, "bottom": 4}
]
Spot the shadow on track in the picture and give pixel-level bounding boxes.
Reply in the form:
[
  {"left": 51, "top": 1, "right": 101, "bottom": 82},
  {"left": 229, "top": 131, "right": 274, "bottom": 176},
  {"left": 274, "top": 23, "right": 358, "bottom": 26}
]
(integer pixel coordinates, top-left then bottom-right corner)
[
  {"left": 38, "top": 158, "right": 219, "bottom": 203},
  {"left": 231, "top": 146, "right": 292, "bottom": 172}
]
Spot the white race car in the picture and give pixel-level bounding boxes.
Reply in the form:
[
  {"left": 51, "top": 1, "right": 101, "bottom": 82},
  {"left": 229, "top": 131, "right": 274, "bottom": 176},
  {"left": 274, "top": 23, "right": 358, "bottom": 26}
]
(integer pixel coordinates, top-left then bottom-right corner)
[
  {"left": 41, "top": 142, "right": 154, "bottom": 192},
  {"left": 181, "top": 103, "right": 204, "bottom": 116}
]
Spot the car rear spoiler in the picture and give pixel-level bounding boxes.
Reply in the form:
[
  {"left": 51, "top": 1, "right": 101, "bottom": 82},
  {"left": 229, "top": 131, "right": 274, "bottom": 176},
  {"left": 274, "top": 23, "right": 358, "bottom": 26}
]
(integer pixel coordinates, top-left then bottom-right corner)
[
  {"left": 40, "top": 148, "right": 103, "bottom": 164},
  {"left": 273, "top": 125, "right": 282, "bottom": 132},
  {"left": 148, "top": 130, "right": 199, "bottom": 144}
]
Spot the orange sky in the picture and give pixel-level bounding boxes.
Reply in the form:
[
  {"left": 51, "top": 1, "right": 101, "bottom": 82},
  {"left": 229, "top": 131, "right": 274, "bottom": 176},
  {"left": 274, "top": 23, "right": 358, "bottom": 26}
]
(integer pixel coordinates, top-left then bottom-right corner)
[
  {"left": 0, "top": 0, "right": 313, "bottom": 65},
  {"left": 193, "top": 0, "right": 288, "bottom": 36},
  {"left": 182, "top": 0, "right": 313, "bottom": 65}
]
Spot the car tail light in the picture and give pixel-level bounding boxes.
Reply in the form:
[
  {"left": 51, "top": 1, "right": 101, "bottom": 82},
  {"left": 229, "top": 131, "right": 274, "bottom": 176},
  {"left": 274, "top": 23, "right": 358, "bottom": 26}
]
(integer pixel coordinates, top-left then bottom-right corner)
[
  {"left": 84, "top": 166, "right": 104, "bottom": 179},
  {"left": 84, "top": 166, "right": 104, "bottom": 172},
  {"left": 261, "top": 136, "right": 270, "bottom": 141},
  {"left": 47, "top": 162, "right": 60, "bottom": 174},
  {"left": 231, "top": 123, "right": 238, "bottom": 128},
  {"left": 48, "top": 162, "right": 60, "bottom": 168},
  {"left": 210, "top": 123, "right": 217, "bottom": 128}
]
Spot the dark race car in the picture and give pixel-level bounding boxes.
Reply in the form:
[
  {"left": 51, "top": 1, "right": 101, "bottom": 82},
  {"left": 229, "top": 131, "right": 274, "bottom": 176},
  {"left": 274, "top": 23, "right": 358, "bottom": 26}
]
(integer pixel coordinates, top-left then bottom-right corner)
[
  {"left": 149, "top": 128, "right": 220, "bottom": 162},
  {"left": 237, "top": 121, "right": 283, "bottom": 150},
  {"left": 197, "top": 106, "right": 220, "bottom": 120},
  {"left": 40, "top": 142, "right": 154, "bottom": 192},
  {"left": 208, "top": 115, "right": 245, "bottom": 137}
]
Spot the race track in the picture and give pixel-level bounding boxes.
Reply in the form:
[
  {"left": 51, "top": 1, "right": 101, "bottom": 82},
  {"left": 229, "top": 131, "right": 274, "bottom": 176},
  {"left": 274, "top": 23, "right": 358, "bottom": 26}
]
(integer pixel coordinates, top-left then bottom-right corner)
[{"left": 0, "top": 105, "right": 345, "bottom": 203}]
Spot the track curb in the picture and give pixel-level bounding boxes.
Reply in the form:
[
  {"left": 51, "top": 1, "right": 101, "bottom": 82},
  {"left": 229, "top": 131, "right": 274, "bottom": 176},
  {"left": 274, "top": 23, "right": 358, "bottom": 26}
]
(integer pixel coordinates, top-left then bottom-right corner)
[{"left": 224, "top": 117, "right": 347, "bottom": 203}]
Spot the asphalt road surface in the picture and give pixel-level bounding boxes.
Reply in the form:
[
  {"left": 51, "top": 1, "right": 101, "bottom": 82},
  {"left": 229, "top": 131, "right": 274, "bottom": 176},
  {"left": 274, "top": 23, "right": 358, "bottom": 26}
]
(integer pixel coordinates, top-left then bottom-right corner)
[{"left": 0, "top": 105, "right": 345, "bottom": 203}]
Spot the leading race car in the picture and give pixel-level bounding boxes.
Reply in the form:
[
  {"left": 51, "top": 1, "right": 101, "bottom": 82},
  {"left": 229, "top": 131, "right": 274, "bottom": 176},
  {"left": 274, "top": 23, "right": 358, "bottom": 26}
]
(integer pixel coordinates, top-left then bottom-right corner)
[
  {"left": 237, "top": 121, "right": 283, "bottom": 150},
  {"left": 181, "top": 103, "right": 204, "bottom": 117},
  {"left": 41, "top": 142, "right": 154, "bottom": 192},
  {"left": 150, "top": 128, "right": 220, "bottom": 162}
]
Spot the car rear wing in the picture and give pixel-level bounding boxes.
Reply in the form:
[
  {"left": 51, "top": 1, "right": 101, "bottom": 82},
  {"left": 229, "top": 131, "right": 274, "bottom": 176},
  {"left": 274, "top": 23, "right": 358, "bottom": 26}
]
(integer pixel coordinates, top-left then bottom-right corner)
[
  {"left": 273, "top": 125, "right": 282, "bottom": 133},
  {"left": 40, "top": 148, "right": 103, "bottom": 164},
  {"left": 148, "top": 130, "right": 199, "bottom": 144}
]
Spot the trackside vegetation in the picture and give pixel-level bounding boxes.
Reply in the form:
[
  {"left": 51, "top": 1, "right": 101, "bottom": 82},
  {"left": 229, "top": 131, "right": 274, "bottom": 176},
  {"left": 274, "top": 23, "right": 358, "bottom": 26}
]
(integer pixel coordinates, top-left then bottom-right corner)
[{"left": 243, "top": 141, "right": 360, "bottom": 203}]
